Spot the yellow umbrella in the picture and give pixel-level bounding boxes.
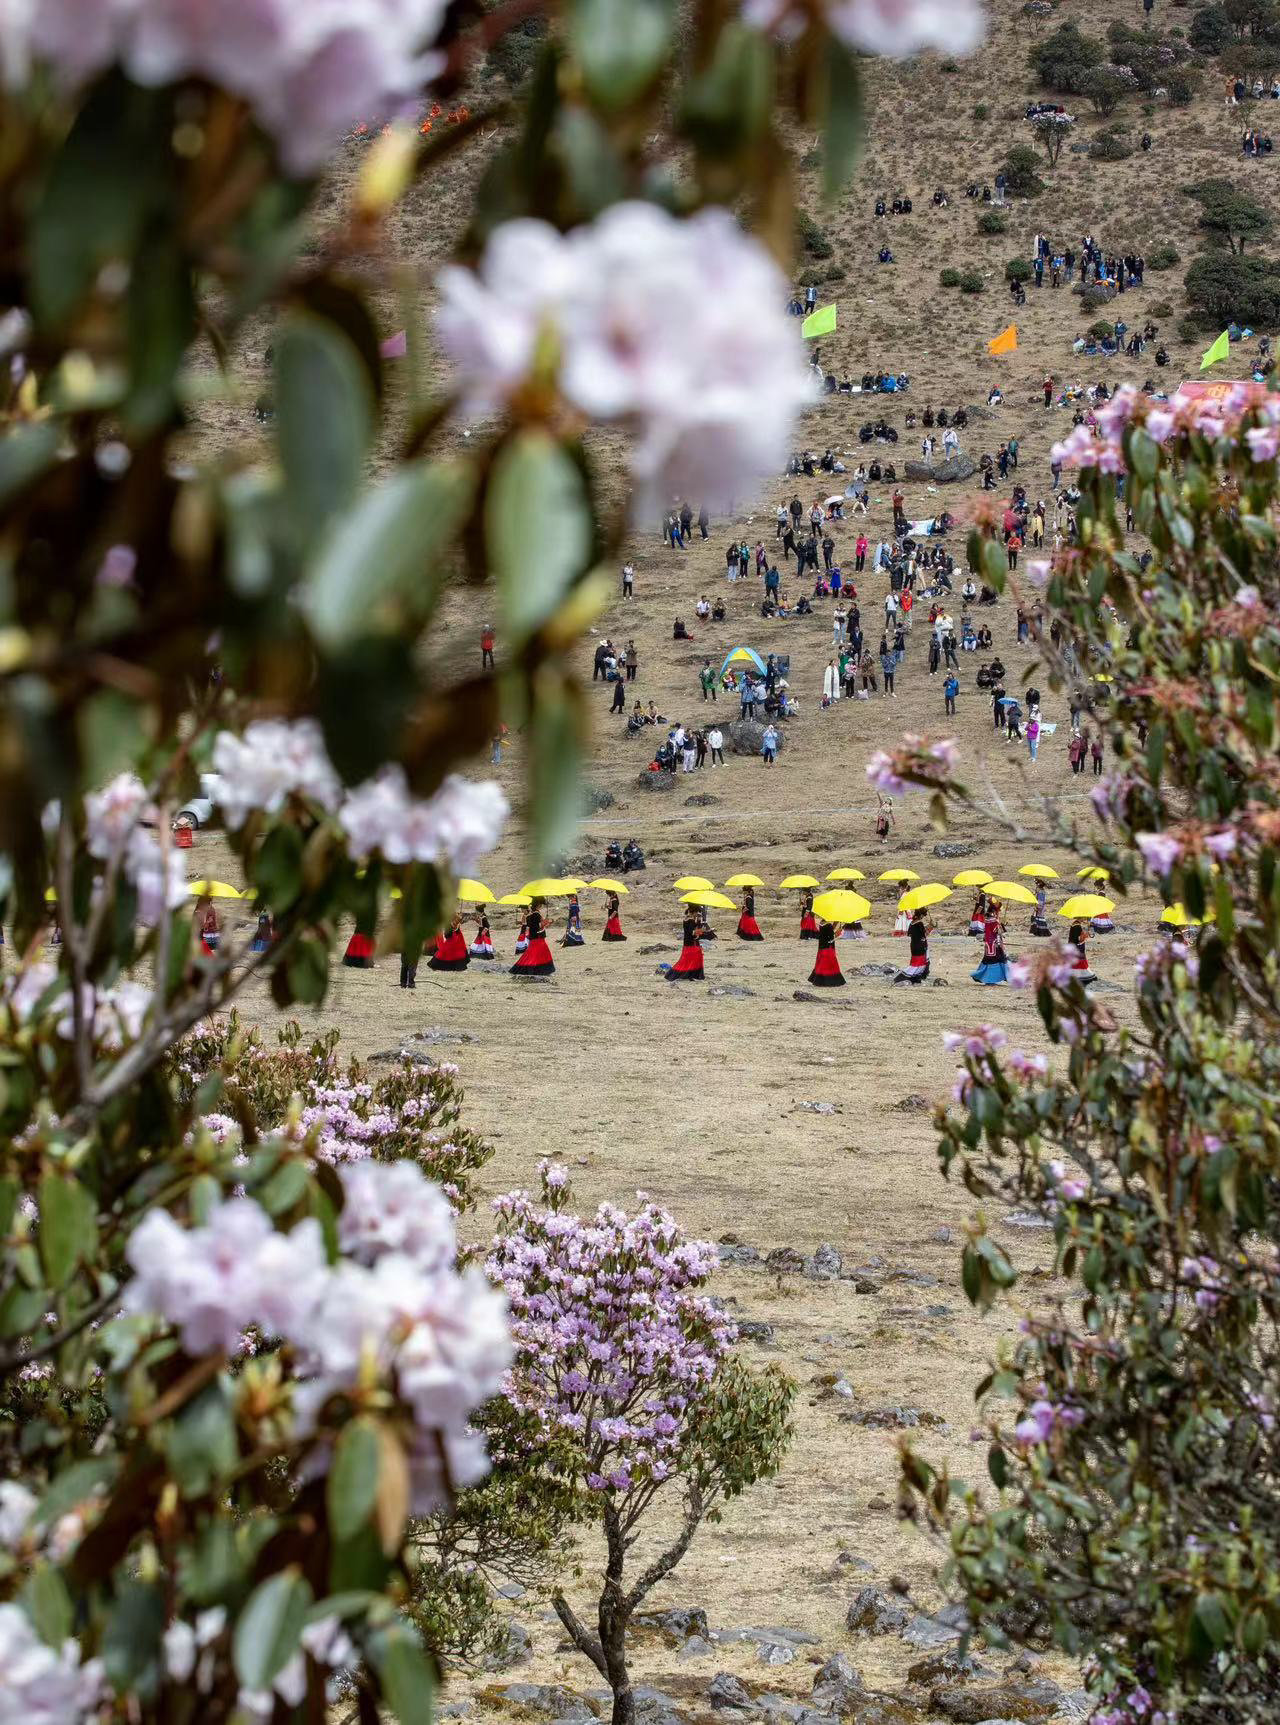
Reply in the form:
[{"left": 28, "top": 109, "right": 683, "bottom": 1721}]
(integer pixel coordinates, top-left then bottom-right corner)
[
  {"left": 985, "top": 880, "right": 1038, "bottom": 906},
  {"left": 952, "top": 868, "right": 993, "bottom": 888},
  {"left": 779, "top": 874, "right": 821, "bottom": 889},
  {"left": 1018, "top": 863, "right": 1060, "bottom": 880},
  {"left": 725, "top": 873, "right": 765, "bottom": 889},
  {"left": 1057, "top": 894, "right": 1115, "bottom": 919},
  {"left": 899, "top": 883, "right": 952, "bottom": 913},
  {"left": 878, "top": 867, "right": 920, "bottom": 884},
  {"left": 186, "top": 880, "right": 243, "bottom": 898},
  {"left": 587, "top": 878, "right": 629, "bottom": 893},
  {"left": 680, "top": 890, "right": 737, "bottom": 911},
  {"left": 1161, "top": 903, "right": 1213, "bottom": 928},
  {"left": 557, "top": 877, "right": 588, "bottom": 893},
  {"left": 520, "top": 877, "right": 573, "bottom": 898},
  {"left": 457, "top": 879, "right": 495, "bottom": 903},
  {"left": 1077, "top": 866, "right": 1111, "bottom": 882},
  {"left": 673, "top": 875, "right": 714, "bottom": 891},
  {"left": 498, "top": 892, "right": 532, "bottom": 907},
  {"left": 826, "top": 867, "right": 867, "bottom": 881},
  {"left": 812, "top": 889, "right": 873, "bottom": 923},
  {"left": 43, "top": 886, "right": 57, "bottom": 903}
]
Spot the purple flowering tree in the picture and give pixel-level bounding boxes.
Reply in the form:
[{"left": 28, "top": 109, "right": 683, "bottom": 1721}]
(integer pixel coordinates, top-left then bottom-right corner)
[
  {"left": 487, "top": 1166, "right": 794, "bottom": 1725},
  {"left": 892, "top": 394, "right": 1280, "bottom": 1721}
]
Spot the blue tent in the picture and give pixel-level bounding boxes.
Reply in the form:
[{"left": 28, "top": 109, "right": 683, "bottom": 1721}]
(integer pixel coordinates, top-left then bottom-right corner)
[{"left": 720, "top": 647, "right": 766, "bottom": 678}]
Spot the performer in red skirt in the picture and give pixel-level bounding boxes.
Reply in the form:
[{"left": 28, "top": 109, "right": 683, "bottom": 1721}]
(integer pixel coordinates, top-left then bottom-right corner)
[
  {"left": 343, "top": 928, "right": 375, "bottom": 968},
  {"left": 799, "top": 889, "right": 819, "bottom": 940},
  {"left": 511, "top": 900, "right": 555, "bottom": 975},
  {"left": 199, "top": 904, "right": 220, "bottom": 956},
  {"left": 469, "top": 910, "right": 494, "bottom": 959},
  {"left": 602, "top": 890, "right": 626, "bottom": 942},
  {"left": 1067, "top": 919, "right": 1096, "bottom": 984},
  {"left": 894, "top": 908, "right": 932, "bottom": 983},
  {"left": 429, "top": 911, "right": 470, "bottom": 971},
  {"left": 809, "top": 919, "right": 846, "bottom": 986},
  {"left": 667, "top": 912, "right": 705, "bottom": 980},
  {"left": 736, "top": 887, "right": 764, "bottom": 941}
]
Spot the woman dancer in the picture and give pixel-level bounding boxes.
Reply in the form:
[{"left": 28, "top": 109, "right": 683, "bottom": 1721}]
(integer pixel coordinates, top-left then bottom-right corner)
[
  {"left": 1067, "top": 917, "right": 1095, "bottom": 983},
  {"left": 808, "top": 919, "right": 846, "bottom": 987},
  {"left": 894, "top": 908, "right": 932, "bottom": 983},
  {"left": 667, "top": 910, "right": 705, "bottom": 980},
  {"left": 602, "top": 890, "right": 626, "bottom": 941},
  {"left": 429, "top": 910, "right": 470, "bottom": 971},
  {"left": 250, "top": 912, "right": 274, "bottom": 954},
  {"left": 1029, "top": 882, "right": 1050, "bottom": 937},
  {"left": 971, "top": 899, "right": 1011, "bottom": 985},
  {"left": 469, "top": 909, "right": 495, "bottom": 959},
  {"left": 968, "top": 890, "right": 987, "bottom": 936},
  {"left": 511, "top": 898, "right": 555, "bottom": 976},
  {"left": 343, "top": 926, "right": 375, "bottom": 967},
  {"left": 199, "top": 903, "right": 220, "bottom": 956},
  {"left": 561, "top": 893, "right": 585, "bottom": 947},
  {"left": 799, "top": 889, "right": 819, "bottom": 939},
  {"left": 736, "top": 886, "right": 764, "bottom": 941}
]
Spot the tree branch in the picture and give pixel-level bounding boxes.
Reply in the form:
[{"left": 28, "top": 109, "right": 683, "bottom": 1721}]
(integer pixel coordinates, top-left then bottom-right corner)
[
  {"left": 622, "top": 1482, "right": 706, "bottom": 1617},
  {"left": 552, "top": 1591, "right": 607, "bottom": 1678}
]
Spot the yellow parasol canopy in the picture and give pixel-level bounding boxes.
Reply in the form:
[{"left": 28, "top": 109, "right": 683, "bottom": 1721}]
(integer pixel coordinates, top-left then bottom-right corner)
[
  {"left": 952, "top": 868, "right": 993, "bottom": 887},
  {"left": 812, "top": 888, "right": 873, "bottom": 923},
  {"left": 1057, "top": 894, "right": 1115, "bottom": 919},
  {"left": 826, "top": 867, "right": 867, "bottom": 881},
  {"left": 673, "top": 875, "right": 714, "bottom": 891},
  {"left": 1161, "top": 903, "right": 1213, "bottom": 928},
  {"left": 1018, "top": 863, "right": 1060, "bottom": 880},
  {"left": 497, "top": 892, "right": 532, "bottom": 907},
  {"left": 899, "top": 883, "right": 952, "bottom": 912},
  {"left": 587, "top": 878, "right": 629, "bottom": 893},
  {"left": 779, "top": 874, "right": 821, "bottom": 889},
  {"left": 878, "top": 867, "right": 920, "bottom": 883},
  {"left": 725, "top": 873, "right": 765, "bottom": 889},
  {"left": 557, "top": 877, "right": 588, "bottom": 893},
  {"left": 187, "top": 880, "right": 243, "bottom": 898},
  {"left": 985, "top": 880, "right": 1038, "bottom": 906},
  {"left": 457, "top": 879, "right": 495, "bottom": 903},
  {"left": 519, "top": 878, "right": 573, "bottom": 898},
  {"left": 680, "top": 890, "right": 737, "bottom": 911},
  {"left": 1077, "top": 866, "right": 1111, "bottom": 881}
]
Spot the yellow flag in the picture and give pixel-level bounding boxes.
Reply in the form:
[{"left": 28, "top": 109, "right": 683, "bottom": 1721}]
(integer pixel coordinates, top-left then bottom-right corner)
[
  {"left": 802, "top": 303, "right": 837, "bottom": 339},
  {"left": 1200, "top": 329, "right": 1230, "bottom": 371},
  {"left": 987, "top": 324, "right": 1018, "bottom": 357}
]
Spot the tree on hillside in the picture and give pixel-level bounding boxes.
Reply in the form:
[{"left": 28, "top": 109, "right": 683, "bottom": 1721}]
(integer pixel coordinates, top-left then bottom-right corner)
[
  {"left": 1224, "top": 0, "right": 1279, "bottom": 38},
  {"left": 1082, "top": 65, "right": 1138, "bottom": 117},
  {"left": 1185, "top": 252, "right": 1280, "bottom": 326},
  {"left": 1000, "top": 143, "right": 1048, "bottom": 198},
  {"left": 1190, "top": 3, "right": 1234, "bottom": 51},
  {"left": 1030, "top": 110, "right": 1075, "bottom": 165},
  {"left": 896, "top": 388, "right": 1280, "bottom": 1721},
  {"left": 1185, "top": 179, "right": 1275, "bottom": 253},
  {"left": 1029, "top": 21, "right": 1106, "bottom": 93}
]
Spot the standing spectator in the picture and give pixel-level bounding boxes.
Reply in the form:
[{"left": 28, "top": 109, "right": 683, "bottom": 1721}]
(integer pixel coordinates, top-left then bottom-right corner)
[
  {"left": 1069, "top": 730, "right": 1087, "bottom": 774},
  {"left": 1091, "top": 732, "right": 1104, "bottom": 776},
  {"left": 700, "top": 659, "right": 717, "bottom": 702},
  {"left": 1008, "top": 435, "right": 1019, "bottom": 470},
  {"left": 943, "top": 670, "right": 958, "bottom": 715},
  {"left": 679, "top": 502, "right": 693, "bottom": 543},
  {"left": 480, "top": 622, "right": 495, "bottom": 669},
  {"left": 625, "top": 640, "right": 638, "bottom": 682},
  {"left": 880, "top": 634, "right": 896, "bottom": 697},
  {"left": 855, "top": 533, "right": 868, "bottom": 572},
  {"left": 708, "top": 724, "right": 724, "bottom": 765},
  {"left": 822, "top": 533, "right": 835, "bottom": 572},
  {"left": 593, "top": 639, "right": 612, "bottom": 681},
  {"left": 1026, "top": 711, "right": 1040, "bottom": 762},
  {"left": 621, "top": 560, "right": 634, "bottom": 597},
  {"left": 1044, "top": 375, "right": 1054, "bottom": 407},
  {"left": 761, "top": 722, "right": 779, "bottom": 765},
  {"left": 698, "top": 505, "right": 710, "bottom": 539},
  {"left": 610, "top": 678, "right": 626, "bottom": 714},
  {"left": 740, "top": 678, "right": 755, "bottom": 719}
]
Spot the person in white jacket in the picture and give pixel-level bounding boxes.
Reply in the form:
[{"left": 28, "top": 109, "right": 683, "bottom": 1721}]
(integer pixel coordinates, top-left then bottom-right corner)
[{"left": 822, "top": 659, "right": 841, "bottom": 704}]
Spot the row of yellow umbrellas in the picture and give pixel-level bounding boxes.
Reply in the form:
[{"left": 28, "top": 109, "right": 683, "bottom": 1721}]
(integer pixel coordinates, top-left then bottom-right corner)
[{"left": 458, "top": 877, "right": 630, "bottom": 910}]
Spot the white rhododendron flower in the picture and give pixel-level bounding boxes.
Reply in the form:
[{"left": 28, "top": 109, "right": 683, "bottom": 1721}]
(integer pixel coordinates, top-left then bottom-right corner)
[
  {"left": 742, "top": 0, "right": 983, "bottom": 55},
  {"left": 437, "top": 203, "right": 814, "bottom": 510},
  {"left": 0, "top": 1603, "right": 104, "bottom": 1725},
  {"left": 84, "top": 771, "right": 151, "bottom": 859},
  {"left": 212, "top": 718, "right": 342, "bottom": 830},
  {"left": 6, "top": 0, "right": 450, "bottom": 174},
  {"left": 338, "top": 768, "right": 508, "bottom": 872}
]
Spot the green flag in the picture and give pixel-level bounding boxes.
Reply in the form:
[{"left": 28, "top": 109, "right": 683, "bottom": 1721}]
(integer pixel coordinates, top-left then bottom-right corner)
[
  {"left": 1200, "top": 328, "right": 1230, "bottom": 370},
  {"left": 802, "top": 303, "right": 837, "bottom": 339}
]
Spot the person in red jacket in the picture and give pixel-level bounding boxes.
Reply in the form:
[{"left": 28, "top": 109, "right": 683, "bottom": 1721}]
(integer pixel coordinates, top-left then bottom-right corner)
[
  {"left": 480, "top": 623, "right": 495, "bottom": 669},
  {"left": 855, "top": 534, "right": 868, "bottom": 572}
]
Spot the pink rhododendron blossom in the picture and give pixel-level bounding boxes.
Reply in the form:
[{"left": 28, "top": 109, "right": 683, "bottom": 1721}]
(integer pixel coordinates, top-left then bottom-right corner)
[
  {"left": 1135, "top": 831, "right": 1183, "bottom": 877},
  {"left": 437, "top": 204, "right": 814, "bottom": 510},
  {"left": 741, "top": 0, "right": 983, "bottom": 56},
  {"left": 1246, "top": 424, "right": 1280, "bottom": 462},
  {"left": 865, "top": 751, "right": 907, "bottom": 796},
  {"left": 212, "top": 718, "right": 341, "bottom": 829}
]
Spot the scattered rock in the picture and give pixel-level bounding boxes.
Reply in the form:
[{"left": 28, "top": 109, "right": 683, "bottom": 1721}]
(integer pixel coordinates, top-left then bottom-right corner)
[
  {"left": 807, "top": 1243, "right": 844, "bottom": 1280},
  {"left": 710, "top": 984, "right": 757, "bottom": 1000},
  {"left": 487, "top": 1622, "right": 533, "bottom": 1670},
  {"left": 811, "top": 1653, "right": 867, "bottom": 1716},
  {"left": 493, "top": 1683, "right": 596, "bottom": 1721},
  {"left": 847, "top": 1274, "right": 881, "bottom": 1293},
  {"left": 894, "top": 1094, "right": 930, "bottom": 1112},
  {"left": 1001, "top": 1210, "right": 1053, "bottom": 1230},
  {"left": 846, "top": 1587, "right": 911, "bottom": 1636},
  {"left": 904, "top": 1648, "right": 985, "bottom": 1686},
  {"left": 737, "top": 1319, "right": 776, "bottom": 1343},
  {"left": 719, "top": 1627, "right": 821, "bottom": 1649},
  {"left": 709, "top": 1673, "right": 753, "bottom": 1711},
  {"left": 792, "top": 990, "right": 822, "bottom": 1003},
  {"left": 765, "top": 1246, "right": 806, "bottom": 1275},
  {"left": 850, "top": 963, "right": 897, "bottom": 978},
  {"left": 685, "top": 793, "right": 721, "bottom": 807},
  {"left": 584, "top": 787, "right": 616, "bottom": 812},
  {"left": 678, "top": 1636, "right": 715, "bottom": 1661},
  {"left": 903, "top": 454, "right": 977, "bottom": 485},
  {"left": 756, "top": 1644, "right": 796, "bottom": 1667},
  {"left": 842, "top": 1406, "right": 920, "bottom": 1431},
  {"left": 636, "top": 1608, "right": 711, "bottom": 1644},
  {"left": 929, "top": 1680, "right": 1061, "bottom": 1723},
  {"left": 888, "top": 1270, "right": 939, "bottom": 1288},
  {"left": 797, "top": 1101, "right": 840, "bottom": 1115},
  {"left": 719, "top": 1243, "right": 763, "bottom": 1269},
  {"left": 638, "top": 944, "right": 670, "bottom": 956},
  {"left": 931, "top": 841, "right": 978, "bottom": 858},
  {"left": 496, "top": 1583, "right": 528, "bottom": 1601},
  {"left": 633, "top": 1686, "right": 689, "bottom": 1725},
  {"left": 727, "top": 719, "right": 784, "bottom": 757},
  {"left": 930, "top": 1227, "right": 954, "bottom": 1246},
  {"left": 843, "top": 1702, "right": 922, "bottom": 1725},
  {"left": 637, "top": 771, "right": 677, "bottom": 793},
  {"left": 901, "top": 1606, "right": 967, "bottom": 1650}
]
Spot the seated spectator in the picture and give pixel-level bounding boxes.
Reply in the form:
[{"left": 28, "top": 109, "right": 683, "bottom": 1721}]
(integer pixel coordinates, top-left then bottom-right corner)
[
  {"left": 695, "top": 594, "right": 711, "bottom": 620},
  {"left": 711, "top": 597, "right": 726, "bottom": 621},
  {"left": 673, "top": 617, "right": 690, "bottom": 639}
]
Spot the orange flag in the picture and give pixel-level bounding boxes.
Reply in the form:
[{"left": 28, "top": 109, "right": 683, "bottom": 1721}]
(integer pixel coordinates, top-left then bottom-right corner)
[{"left": 987, "top": 324, "right": 1018, "bottom": 357}]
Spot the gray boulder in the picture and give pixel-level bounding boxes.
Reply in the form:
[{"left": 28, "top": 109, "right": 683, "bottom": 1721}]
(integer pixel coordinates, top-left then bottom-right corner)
[
  {"left": 929, "top": 1678, "right": 1063, "bottom": 1722},
  {"left": 932, "top": 840, "right": 977, "bottom": 858},
  {"left": 637, "top": 771, "right": 677, "bottom": 793},
  {"left": 807, "top": 1243, "right": 844, "bottom": 1281},
  {"left": 811, "top": 1652, "right": 867, "bottom": 1716},
  {"left": 902, "top": 455, "right": 976, "bottom": 486},
  {"left": 635, "top": 1607, "right": 710, "bottom": 1645},
  {"left": 846, "top": 1586, "right": 911, "bottom": 1636},
  {"left": 709, "top": 1673, "right": 754, "bottom": 1711},
  {"left": 494, "top": 1684, "right": 595, "bottom": 1721},
  {"left": 727, "top": 719, "right": 784, "bottom": 757}
]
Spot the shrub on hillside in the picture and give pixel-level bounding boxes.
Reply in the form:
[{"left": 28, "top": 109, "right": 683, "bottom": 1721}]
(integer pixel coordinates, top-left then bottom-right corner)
[
  {"left": 1082, "top": 64, "right": 1140, "bottom": 115},
  {"left": 1185, "top": 177, "right": 1275, "bottom": 253},
  {"left": 1090, "top": 127, "right": 1134, "bottom": 160},
  {"left": 959, "top": 270, "right": 985, "bottom": 293},
  {"left": 1185, "top": 250, "right": 1280, "bottom": 325},
  {"left": 1088, "top": 318, "right": 1116, "bottom": 340},
  {"left": 483, "top": 13, "right": 547, "bottom": 84},
  {"left": 1029, "top": 21, "right": 1106, "bottom": 93},
  {"left": 1148, "top": 241, "right": 1182, "bottom": 269},
  {"left": 1006, "top": 257, "right": 1033, "bottom": 282},
  {"left": 1150, "top": 299, "right": 1175, "bottom": 318},
  {"left": 940, "top": 267, "right": 962, "bottom": 287},
  {"left": 974, "top": 101, "right": 991, "bottom": 120},
  {"left": 1079, "top": 283, "right": 1118, "bottom": 310},
  {"left": 1189, "top": 2, "right": 1233, "bottom": 51},
  {"left": 978, "top": 209, "right": 1008, "bottom": 234},
  {"left": 999, "top": 143, "right": 1047, "bottom": 197},
  {"left": 796, "top": 208, "right": 833, "bottom": 259},
  {"left": 1167, "top": 69, "right": 1202, "bottom": 103}
]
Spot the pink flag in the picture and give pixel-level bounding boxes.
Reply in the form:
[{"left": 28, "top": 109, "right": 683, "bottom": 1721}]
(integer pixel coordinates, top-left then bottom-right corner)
[{"left": 380, "top": 329, "right": 408, "bottom": 360}]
